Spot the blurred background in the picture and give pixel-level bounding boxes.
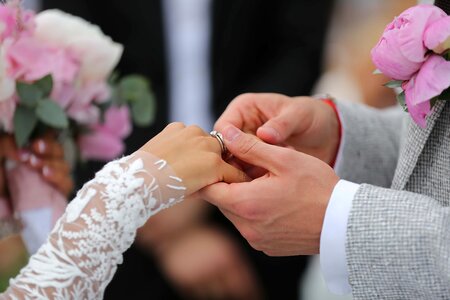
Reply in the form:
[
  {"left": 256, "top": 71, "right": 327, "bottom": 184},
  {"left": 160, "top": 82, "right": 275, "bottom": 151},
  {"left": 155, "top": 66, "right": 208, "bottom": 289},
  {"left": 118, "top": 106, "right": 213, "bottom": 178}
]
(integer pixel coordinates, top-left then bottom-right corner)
[{"left": 1, "top": 0, "right": 425, "bottom": 299}]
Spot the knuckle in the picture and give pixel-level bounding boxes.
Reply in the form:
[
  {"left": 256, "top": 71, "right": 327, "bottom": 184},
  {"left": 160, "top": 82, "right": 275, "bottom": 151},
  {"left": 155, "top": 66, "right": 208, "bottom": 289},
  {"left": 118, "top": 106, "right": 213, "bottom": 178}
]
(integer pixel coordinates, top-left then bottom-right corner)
[
  {"left": 276, "top": 149, "right": 296, "bottom": 169},
  {"left": 240, "top": 226, "right": 261, "bottom": 244},
  {"left": 185, "top": 125, "right": 205, "bottom": 136},
  {"left": 233, "top": 93, "right": 255, "bottom": 104},
  {"left": 237, "top": 138, "right": 258, "bottom": 156},
  {"left": 197, "top": 136, "right": 212, "bottom": 149},
  {"left": 229, "top": 93, "right": 257, "bottom": 110},
  {"left": 166, "top": 122, "right": 185, "bottom": 130},
  {"left": 234, "top": 201, "right": 261, "bottom": 221}
]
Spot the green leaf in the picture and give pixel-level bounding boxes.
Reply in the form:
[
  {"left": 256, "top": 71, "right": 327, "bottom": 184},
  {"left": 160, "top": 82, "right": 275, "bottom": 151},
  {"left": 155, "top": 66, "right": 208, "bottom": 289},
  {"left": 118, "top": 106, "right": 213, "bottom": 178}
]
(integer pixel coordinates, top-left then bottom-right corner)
[
  {"left": 373, "top": 69, "right": 383, "bottom": 75},
  {"left": 119, "top": 75, "right": 150, "bottom": 102},
  {"left": 35, "top": 75, "right": 54, "bottom": 97},
  {"left": 108, "top": 72, "right": 120, "bottom": 85},
  {"left": 36, "top": 99, "right": 69, "bottom": 129},
  {"left": 383, "top": 80, "right": 404, "bottom": 89},
  {"left": 397, "top": 91, "right": 407, "bottom": 112},
  {"left": 13, "top": 106, "right": 38, "bottom": 147},
  {"left": 131, "top": 93, "right": 156, "bottom": 126},
  {"left": 16, "top": 82, "right": 43, "bottom": 108}
]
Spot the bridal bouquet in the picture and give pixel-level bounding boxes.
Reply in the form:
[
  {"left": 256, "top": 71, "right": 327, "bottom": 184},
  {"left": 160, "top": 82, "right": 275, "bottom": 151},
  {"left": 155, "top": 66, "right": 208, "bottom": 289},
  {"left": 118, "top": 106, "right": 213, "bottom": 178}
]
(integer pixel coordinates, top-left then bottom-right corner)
[
  {"left": 372, "top": 4, "right": 450, "bottom": 127},
  {"left": 0, "top": 1, "right": 155, "bottom": 255}
]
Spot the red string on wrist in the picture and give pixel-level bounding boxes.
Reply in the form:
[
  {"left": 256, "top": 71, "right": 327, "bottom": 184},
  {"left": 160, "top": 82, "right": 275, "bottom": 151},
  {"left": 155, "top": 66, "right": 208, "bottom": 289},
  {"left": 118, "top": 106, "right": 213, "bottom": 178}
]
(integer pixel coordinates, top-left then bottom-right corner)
[{"left": 322, "top": 99, "right": 342, "bottom": 168}]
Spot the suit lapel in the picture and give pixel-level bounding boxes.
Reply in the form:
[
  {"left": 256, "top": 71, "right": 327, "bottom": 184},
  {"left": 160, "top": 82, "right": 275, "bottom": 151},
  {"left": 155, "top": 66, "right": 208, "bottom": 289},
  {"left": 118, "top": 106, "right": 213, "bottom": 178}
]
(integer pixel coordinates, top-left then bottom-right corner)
[{"left": 391, "top": 101, "right": 446, "bottom": 190}]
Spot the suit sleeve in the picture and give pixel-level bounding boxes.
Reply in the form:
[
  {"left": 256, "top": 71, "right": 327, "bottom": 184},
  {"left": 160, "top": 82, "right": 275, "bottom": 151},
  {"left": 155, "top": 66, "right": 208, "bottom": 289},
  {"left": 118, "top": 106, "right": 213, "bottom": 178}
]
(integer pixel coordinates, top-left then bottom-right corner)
[
  {"left": 335, "top": 101, "right": 405, "bottom": 187},
  {"left": 346, "top": 184, "right": 450, "bottom": 299}
]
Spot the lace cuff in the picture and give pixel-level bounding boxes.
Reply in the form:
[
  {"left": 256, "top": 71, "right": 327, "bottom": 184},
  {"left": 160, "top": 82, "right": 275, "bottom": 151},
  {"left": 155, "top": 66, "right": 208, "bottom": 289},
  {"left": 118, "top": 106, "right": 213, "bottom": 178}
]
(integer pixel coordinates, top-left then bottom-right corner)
[{"left": 1, "top": 151, "right": 185, "bottom": 300}]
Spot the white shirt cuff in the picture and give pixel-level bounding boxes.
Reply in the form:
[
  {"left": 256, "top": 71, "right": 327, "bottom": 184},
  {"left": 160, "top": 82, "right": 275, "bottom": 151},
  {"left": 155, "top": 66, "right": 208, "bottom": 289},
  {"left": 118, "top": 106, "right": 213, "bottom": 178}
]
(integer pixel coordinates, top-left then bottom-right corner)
[{"left": 320, "top": 179, "right": 360, "bottom": 295}]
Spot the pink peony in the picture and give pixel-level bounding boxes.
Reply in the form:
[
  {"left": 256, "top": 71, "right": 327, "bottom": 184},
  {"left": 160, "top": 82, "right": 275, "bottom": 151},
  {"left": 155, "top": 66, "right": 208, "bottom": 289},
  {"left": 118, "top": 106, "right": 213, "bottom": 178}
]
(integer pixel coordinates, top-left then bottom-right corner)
[
  {"left": 68, "top": 104, "right": 100, "bottom": 126},
  {"left": 7, "top": 36, "right": 79, "bottom": 83},
  {"left": 0, "top": 6, "right": 17, "bottom": 42},
  {"left": 371, "top": 4, "right": 446, "bottom": 80},
  {"left": 101, "top": 105, "right": 132, "bottom": 138},
  {"left": 78, "top": 106, "right": 131, "bottom": 161},
  {"left": 66, "top": 82, "right": 111, "bottom": 125},
  {"left": 403, "top": 55, "right": 450, "bottom": 127},
  {"left": 35, "top": 10, "right": 123, "bottom": 84},
  {"left": 424, "top": 16, "right": 450, "bottom": 54}
]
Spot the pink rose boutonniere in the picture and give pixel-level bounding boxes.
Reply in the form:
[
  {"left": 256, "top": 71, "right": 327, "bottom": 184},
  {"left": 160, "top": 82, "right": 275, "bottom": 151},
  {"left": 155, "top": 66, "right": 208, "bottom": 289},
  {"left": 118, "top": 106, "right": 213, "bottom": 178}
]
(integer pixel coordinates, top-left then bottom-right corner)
[{"left": 372, "top": 4, "right": 450, "bottom": 127}]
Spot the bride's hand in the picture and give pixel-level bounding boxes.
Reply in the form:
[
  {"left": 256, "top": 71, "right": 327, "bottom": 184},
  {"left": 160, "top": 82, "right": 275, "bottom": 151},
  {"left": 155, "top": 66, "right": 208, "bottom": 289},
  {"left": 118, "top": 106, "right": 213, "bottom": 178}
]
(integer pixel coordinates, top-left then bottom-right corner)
[{"left": 140, "top": 122, "right": 249, "bottom": 195}]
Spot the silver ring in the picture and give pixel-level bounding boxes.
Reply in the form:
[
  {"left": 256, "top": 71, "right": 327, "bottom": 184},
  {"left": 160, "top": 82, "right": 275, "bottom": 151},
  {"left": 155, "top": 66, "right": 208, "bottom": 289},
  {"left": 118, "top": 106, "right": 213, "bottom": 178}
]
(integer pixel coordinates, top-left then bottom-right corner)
[{"left": 210, "top": 130, "right": 227, "bottom": 154}]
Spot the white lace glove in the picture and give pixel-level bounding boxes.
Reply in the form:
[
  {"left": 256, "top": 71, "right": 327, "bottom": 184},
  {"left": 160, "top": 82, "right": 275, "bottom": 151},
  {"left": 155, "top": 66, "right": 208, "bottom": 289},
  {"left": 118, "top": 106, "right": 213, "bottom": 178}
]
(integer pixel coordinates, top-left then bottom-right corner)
[{"left": 0, "top": 151, "right": 186, "bottom": 300}]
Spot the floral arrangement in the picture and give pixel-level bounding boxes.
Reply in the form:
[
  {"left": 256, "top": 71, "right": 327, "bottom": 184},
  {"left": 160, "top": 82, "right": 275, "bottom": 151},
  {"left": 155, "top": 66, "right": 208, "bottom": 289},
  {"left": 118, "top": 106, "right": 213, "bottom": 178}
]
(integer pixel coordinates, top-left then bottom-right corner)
[
  {"left": 0, "top": 1, "right": 155, "bottom": 160},
  {"left": 372, "top": 4, "right": 450, "bottom": 127},
  {"left": 0, "top": 1, "right": 155, "bottom": 257}
]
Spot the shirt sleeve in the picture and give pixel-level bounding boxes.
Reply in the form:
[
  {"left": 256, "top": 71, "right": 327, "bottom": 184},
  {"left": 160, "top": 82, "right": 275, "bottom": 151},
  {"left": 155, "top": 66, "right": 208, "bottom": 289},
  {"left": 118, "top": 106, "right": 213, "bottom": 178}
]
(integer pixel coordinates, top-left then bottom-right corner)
[{"left": 320, "top": 179, "right": 360, "bottom": 295}]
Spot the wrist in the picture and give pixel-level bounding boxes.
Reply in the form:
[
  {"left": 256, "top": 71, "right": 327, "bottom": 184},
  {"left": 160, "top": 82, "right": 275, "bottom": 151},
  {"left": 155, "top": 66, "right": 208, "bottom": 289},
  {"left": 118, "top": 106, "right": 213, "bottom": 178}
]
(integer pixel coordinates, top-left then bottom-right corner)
[{"left": 322, "top": 99, "right": 342, "bottom": 167}]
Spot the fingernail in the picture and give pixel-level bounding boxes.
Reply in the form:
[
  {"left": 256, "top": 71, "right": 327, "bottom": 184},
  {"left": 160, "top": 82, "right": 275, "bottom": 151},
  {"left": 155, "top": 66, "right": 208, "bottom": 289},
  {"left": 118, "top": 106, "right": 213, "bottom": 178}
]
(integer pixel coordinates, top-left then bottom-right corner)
[
  {"left": 37, "top": 140, "right": 46, "bottom": 153},
  {"left": 261, "top": 126, "right": 280, "bottom": 140},
  {"left": 19, "top": 151, "right": 30, "bottom": 162},
  {"left": 30, "top": 155, "right": 40, "bottom": 167},
  {"left": 42, "top": 166, "right": 51, "bottom": 177},
  {"left": 224, "top": 126, "right": 241, "bottom": 142}
]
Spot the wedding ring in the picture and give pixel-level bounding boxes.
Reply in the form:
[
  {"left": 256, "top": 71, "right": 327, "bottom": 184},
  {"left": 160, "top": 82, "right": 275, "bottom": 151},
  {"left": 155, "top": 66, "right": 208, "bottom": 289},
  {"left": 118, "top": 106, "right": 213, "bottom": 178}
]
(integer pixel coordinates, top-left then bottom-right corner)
[{"left": 210, "top": 130, "right": 227, "bottom": 155}]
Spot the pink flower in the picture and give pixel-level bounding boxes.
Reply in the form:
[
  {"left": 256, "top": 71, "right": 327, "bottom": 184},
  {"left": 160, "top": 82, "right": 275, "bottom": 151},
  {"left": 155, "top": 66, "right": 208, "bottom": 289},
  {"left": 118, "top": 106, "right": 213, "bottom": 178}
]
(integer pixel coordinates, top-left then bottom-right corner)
[
  {"left": 78, "top": 106, "right": 131, "bottom": 161},
  {"left": 403, "top": 55, "right": 450, "bottom": 127},
  {"left": 371, "top": 4, "right": 446, "bottom": 80},
  {"left": 0, "top": 6, "right": 18, "bottom": 42},
  {"left": 35, "top": 10, "right": 123, "bottom": 84},
  {"left": 65, "top": 82, "right": 111, "bottom": 125},
  {"left": 101, "top": 105, "right": 132, "bottom": 138},
  {"left": 424, "top": 16, "right": 450, "bottom": 54},
  {"left": 67, "top": 104, "right": 100, "bottom": 125},
  {"left": 7, "top": 36, "right": 79, "bottom": 83}
]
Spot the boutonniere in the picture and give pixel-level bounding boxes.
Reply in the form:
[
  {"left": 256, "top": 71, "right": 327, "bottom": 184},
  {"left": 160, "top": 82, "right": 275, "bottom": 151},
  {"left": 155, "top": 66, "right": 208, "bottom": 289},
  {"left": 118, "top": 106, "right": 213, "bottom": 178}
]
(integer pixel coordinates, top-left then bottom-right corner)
[{"left": 372, "top": 4, "right": 450, "bottom": 128}]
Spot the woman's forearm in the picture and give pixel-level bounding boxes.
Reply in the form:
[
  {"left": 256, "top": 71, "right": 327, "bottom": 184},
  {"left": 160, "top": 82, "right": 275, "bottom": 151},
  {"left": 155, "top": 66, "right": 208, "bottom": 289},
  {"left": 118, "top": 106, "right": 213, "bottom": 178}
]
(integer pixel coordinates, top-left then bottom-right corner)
[{"left": 1, "top": 151, "right": 185, "bottom": 300}]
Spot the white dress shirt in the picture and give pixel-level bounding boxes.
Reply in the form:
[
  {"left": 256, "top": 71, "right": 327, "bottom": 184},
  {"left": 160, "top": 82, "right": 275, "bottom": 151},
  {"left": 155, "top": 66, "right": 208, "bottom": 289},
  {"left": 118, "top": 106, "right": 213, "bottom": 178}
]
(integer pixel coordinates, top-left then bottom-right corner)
[{"left": 163, "top": 0, "right": 214, "bottom": 131}]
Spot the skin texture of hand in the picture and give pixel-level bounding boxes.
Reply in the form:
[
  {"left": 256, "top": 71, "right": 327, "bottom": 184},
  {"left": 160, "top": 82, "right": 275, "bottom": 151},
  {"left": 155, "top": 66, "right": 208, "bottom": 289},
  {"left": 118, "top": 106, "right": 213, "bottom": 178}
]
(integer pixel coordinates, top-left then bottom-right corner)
[
  {"left": 156, "top": 225, "right": 263, "bottom": 300},
  {"left": 140, "top": 122, "right": 249, "bottom": 196},
  {"left": 200, "top": 126, "right": 340, "bottom": 256},
  {"left": 0, "top": 134, "right": 73, "bottom": 197},
  {"left": 215, "top": 93, "right": 340, "bottom": 165}
]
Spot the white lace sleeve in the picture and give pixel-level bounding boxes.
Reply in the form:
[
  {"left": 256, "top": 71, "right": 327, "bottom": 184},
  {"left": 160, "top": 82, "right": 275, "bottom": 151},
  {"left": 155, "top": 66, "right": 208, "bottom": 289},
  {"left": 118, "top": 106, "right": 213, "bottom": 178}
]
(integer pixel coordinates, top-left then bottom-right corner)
[{"left": 0, "top": 151, "right": 186, "bottom": 300}]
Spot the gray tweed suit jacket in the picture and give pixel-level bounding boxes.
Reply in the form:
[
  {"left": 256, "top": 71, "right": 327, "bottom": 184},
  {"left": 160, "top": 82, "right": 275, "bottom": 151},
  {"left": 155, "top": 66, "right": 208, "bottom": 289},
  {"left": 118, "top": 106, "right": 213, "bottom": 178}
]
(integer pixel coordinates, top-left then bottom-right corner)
[{"left": 335, "top": 100, "right": 450, "bottom": 299}]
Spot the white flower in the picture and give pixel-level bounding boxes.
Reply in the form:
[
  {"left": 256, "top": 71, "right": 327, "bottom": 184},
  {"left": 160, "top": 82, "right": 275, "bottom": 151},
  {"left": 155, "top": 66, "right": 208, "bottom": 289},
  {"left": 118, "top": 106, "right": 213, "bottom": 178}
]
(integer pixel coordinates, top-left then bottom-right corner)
[{"left": 34, "top": 9, "right": 123, "bottom": 83}]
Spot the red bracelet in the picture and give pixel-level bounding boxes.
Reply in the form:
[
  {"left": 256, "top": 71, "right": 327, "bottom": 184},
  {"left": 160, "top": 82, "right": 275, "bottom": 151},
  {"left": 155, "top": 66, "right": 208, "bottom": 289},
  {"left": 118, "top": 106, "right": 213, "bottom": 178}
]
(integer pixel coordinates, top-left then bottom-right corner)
[{"left": 322, "top": 99, "right": 342, "bottom": 168}]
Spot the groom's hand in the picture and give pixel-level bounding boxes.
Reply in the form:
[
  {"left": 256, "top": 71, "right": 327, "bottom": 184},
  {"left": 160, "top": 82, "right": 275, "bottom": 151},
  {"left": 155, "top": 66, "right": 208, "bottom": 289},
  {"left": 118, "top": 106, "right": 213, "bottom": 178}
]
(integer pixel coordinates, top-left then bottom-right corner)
[
  {"left": 215, "top": 93, "right": 340, "bottom": 165},
  {"left": 201, "top": 126, "right": 340, "bottom": 255}
]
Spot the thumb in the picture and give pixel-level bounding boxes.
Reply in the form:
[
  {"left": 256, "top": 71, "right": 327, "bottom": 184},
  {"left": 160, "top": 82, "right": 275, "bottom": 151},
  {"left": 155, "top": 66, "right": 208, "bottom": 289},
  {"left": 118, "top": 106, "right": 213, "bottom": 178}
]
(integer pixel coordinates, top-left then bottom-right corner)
[
  {"left": 222, "top": 125, "right": 283, "bottom": 172},
  {"left": 256, "top": 111, "right": 299, "bottom": 145}
]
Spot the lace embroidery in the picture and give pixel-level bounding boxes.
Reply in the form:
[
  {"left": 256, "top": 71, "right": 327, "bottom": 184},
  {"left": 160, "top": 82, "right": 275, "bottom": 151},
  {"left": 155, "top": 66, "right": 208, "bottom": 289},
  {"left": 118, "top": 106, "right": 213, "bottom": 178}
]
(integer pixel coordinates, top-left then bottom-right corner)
[{"left": 1, "top": 151, "right": 185, "bottom": 300}]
